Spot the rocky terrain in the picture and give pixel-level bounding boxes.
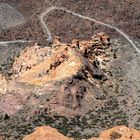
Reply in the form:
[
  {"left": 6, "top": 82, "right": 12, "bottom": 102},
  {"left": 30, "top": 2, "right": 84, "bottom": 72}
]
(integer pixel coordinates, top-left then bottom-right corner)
[
  {"left": 0, "top": 32, "right": 111, "bottom": 116},
  {"left": 0, "top": 32, "right": 139, "bottom": 139},
  {"left": 0, "top": 0, "right": 140, "bottom": 140},
  {"left": 1, "top": 125, "right": 140, "bottom": 140},
  {"left": 23, "top": 125, "right": 140, "bottom": 140}
]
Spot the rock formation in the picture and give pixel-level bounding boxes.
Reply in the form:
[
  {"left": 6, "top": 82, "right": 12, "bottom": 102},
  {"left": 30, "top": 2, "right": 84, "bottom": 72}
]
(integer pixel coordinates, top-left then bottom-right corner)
[
  {"left": 90, "top": 125, "right": 140, "bottom": 140},
  {"left": 12, "top": 32, "right": 110, "bottom": 85},
  {"left": 1, "top": 125, "right": 140, "bottom": 140},
  {"left": 0, "top": 32, "right": 139, "bottom": 139},
  {"left": 12, "top": 43, "right": 50, "bottom": 79},
  {"left": 8, "top": 32, "right": 112, "bottom": 116},
  {"left": 23, "top": 125, "right": 140, "bottom": 140},
  {"left": 23, "top": 126, "right": 73, "bottom": 140}
]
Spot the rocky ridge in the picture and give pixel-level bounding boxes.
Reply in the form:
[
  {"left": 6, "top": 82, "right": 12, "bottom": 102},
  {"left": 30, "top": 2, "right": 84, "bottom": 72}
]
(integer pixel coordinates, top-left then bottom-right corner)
[
  {"left": 23, "top": 125, "right": 140, "bottom": 140},
  {"left": 0, "top": 32, "right": 112, "bottom": 117},
  {"left": 1, "top": 125, "right": 140, "bottom": 140}
]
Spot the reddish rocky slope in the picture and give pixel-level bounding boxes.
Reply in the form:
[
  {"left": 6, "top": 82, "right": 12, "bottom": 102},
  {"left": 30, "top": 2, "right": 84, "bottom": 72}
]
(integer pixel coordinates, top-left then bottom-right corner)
[{"left": 23, "top": 125, "right": 140, "bottom": 140}]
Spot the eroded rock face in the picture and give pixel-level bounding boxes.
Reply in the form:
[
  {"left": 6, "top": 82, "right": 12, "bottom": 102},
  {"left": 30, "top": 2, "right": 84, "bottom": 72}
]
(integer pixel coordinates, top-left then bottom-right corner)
[
  {"left": 23, "top": 126, "right": 140, "bottom": 140},
  {"left": 23, "top": 126, "right": 73, "bottom": 140},
  {"left": 12, "top": 32, "right": 111, "bottom": 85},
  {"left": 12, "top": 43, "right": 50, "bottom": 79}
]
